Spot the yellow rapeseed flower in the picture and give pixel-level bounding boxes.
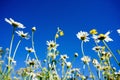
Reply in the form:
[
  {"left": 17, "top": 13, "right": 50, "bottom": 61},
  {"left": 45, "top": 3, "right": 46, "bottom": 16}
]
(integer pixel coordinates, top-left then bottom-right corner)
[{"left": 90, "top": 29, "right": 98, "bottom": 35}]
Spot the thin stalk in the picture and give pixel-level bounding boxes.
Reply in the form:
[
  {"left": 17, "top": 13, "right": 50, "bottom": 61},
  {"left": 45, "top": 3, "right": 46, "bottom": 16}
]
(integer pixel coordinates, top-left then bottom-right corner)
[
  {"left": 81, "top": 41, "right": 94, "bottom": 80},
  {"left": 8, "top": 27, "right": 15, "bottom": 66},
  {"left": 87, "top": 63, "right": 94, "bottom": 80},
  {"left": 97, "top": 70, "right": 101, "bottom": 80},
  {"left": 62, "top": 64, "right": 65, "bottom": 79},
  {"left": 12, "top": 39, "right": 22, "bottom": 60},
  {"left": 32, "top": 31, "right": 42, "bottom": 69},
  {"left": 102, "top": 40, "right": 120, "bottom": 66},
  {"left": 25, "top": 53, "right": 29, "bottom": 62},
  {"left": 81, "top": 41, "right": 85, "bottom": 56}
]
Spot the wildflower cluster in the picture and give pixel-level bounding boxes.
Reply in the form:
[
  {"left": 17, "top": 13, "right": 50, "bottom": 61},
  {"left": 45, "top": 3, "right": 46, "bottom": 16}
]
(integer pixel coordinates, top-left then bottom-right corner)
[{"left": 0, "top": 18, "right": 119, "bottom": 80}]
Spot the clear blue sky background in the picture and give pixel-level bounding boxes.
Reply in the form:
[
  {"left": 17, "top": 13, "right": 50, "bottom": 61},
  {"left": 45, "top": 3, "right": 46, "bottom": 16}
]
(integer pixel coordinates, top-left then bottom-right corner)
[{"left": 0, "top": 0, "right": 120, "bottom": 73}]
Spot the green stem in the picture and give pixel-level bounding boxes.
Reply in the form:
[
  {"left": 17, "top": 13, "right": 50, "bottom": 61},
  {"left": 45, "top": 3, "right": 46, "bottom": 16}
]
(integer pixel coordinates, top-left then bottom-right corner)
[
  {"left": 81, "top": 41, "right": 85, "bottom": 56},
  {"left": 97, "top": 70, "right": 101, "bottom": 80},
  {"left": 102, "top": 40, "right": 120, "bottom": 66},
  {"left": 87, "top": 63, "right": 94, "bottom": 80},
  {"left": 32, "top": 31, "right": 42, "bottom": 69},
  {"left": 12, "top": 39, "right": 22, "bottom": 60},
  {"left": 25, "top": 53, "right": 29, "bottom": 61},
  {"left": 62, "top": 64, "right": 65, "bottom": 79},
  {"left": 8, "top": 27, "right": 15, "bottom": 66}
]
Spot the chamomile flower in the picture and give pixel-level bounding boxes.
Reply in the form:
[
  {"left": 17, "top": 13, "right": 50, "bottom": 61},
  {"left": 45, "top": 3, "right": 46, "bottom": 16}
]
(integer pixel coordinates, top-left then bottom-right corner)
[
  {"left": 81, "top": 56, "right": 91, "bottom": 64},
  {"left": 92, "top": 46, "right": 102, "bottom": 52},
  {"left": 5, "top": 18, "right": 25, "bottom": 28},
  {"left": 25, "top": 47, "right": 35, "bottom": 53},
  {"left": 26, "top": 58, "right": 38, "bottom": 68},
  {"left": 46, "top": 40, "right": 59, "bottom": 50},
  {"left": 92, "top": 59, "right": 99, "bottom": 65},
  {"left": 98, "top": 31, "right": 113, "bottom": 42},
  {"left": 93, "top": 31, "right": 113, "bottom": 42},
  {"left": 66, "top": 62, "right": 72, "bottom": 68},
  {"left": 76, "top": 31, "right": 89, "bottom": 42},
  {"left": 16, "top": 31, "right": 29, "bottom": 39},
  {"left": 60, "top": 54, "right": 69, "bottom": 61}
]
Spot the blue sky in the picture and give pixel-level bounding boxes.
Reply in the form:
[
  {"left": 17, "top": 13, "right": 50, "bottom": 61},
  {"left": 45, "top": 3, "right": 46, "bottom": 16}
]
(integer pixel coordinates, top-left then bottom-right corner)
[{"left": 0, "top": 0, "right": 120, "bottom": 72}]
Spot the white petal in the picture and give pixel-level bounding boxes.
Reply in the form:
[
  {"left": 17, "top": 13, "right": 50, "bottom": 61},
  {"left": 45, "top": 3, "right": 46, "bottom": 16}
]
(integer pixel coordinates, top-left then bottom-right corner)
[
  {"left": 117, "top": 29, "right": 120, "bottom": 34},
  {"left": 5, "top": 18, "right": 12, "bottom": 24}
]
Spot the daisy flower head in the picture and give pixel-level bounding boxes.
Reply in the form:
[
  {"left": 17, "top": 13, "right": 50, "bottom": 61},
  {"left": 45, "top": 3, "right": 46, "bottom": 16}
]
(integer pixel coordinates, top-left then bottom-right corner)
[
  {"left": 93, "top": 31, "right": 113, "bottom": 42},
  {"left": 60, "top": 54, "right": 69, "bottom": 61},
  {"left": 25, "top": 47, "right": 35, "bottom": 53},
  {"left": 16, "top": 31, "right": 30, "bottom": 39},
  {"left": 26, "top": 58, "right": 38, "bottom": 68},
  {"left": 98, "top": 31, "right": 113, "bottom": 42},
  {"left": 46, "top": 40, "right": 59, "bottom": 51},
  {"left": 76, "top": 31, "right": 89, "bottom": 42},
  {"left": 81, "top": 56, "right": 91, "bottom": 64},
  {"left": 5, "top": 18, "right": 25, "bottom": 29},
  {"left": 66, "top": 62, "right": 72, "bottom": 68},
  {"left": 92, "top": 46, "right": 102, "bottom": 52}
]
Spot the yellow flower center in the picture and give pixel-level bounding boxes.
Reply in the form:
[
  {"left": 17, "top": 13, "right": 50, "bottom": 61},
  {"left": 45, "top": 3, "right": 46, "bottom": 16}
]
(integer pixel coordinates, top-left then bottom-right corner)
[
  {"left": 90, "top": 29, "right": 98, "bottom": 35},
  {"left": 81, "top": 36, "right": 86, "bottom": 40},
  {"left": 12, "top": 23, "right": 19, "bottom": 27},
  {"left": 98, "top": 34, "right": 106, "bottom": 40}
]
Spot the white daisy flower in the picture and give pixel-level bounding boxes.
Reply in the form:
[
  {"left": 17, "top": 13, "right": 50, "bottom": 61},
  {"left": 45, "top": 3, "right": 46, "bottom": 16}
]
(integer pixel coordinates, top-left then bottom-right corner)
[
  {"left": 25, "top": 47, "right": 35, "bottom": 53},
  {"left": 5, "top": 18, "right": 25, "bottom": 29},
  {"left": 60, "top": 54, "right": 69, "bottom": 61},
  {"left": 76, "top": 31, "right": 89, "bottom": 42},
  {"left": 93, "top": 31, "right": 113, "bottom": 42},
  {"left": 92, "top": 59, "right": 99, "bottom": 65},
  {"left": 16, "top": 31, "right": 29, "bottom": 39},
  {"left": 81, "top": 56, "right": 91, "bottom": 64},
  {"left": 46, "top": 40, "right": 59, "bottom": 50},
  {"left": 66, "top": 62, "right": 72, "bottom": 68},
  {"left": 92, "top": 46, "right": 102, "bottom": 52}
]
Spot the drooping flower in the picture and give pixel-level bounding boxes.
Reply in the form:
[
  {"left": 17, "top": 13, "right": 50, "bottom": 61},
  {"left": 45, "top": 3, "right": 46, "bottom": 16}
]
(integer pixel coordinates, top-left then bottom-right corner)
[
  {"left": 46, "top": 40, "right": 59, "bottom": 50},
  {"left": 81, "top": 56, "right": 91, "bottom": 64},
  {"left": 16, "top": 31, "right": 29, "bottom": 39},
  {"left": 76, "top": 31, "right": 89, "bottom": 42},
  {"left": 66, "top": 62, "right": 72, "bottom": 68},
  {"left": 74, "top": 52, "right": 78, "bottom": 57},
  {"left": 25, "top": 47, "right": 35, "bottom": 53},
  {"left": 5, "top": 18, "right": 25, "bottom": 29},
  {"left": 32, "top": 27, "right": 36, "bottom": 31}
]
